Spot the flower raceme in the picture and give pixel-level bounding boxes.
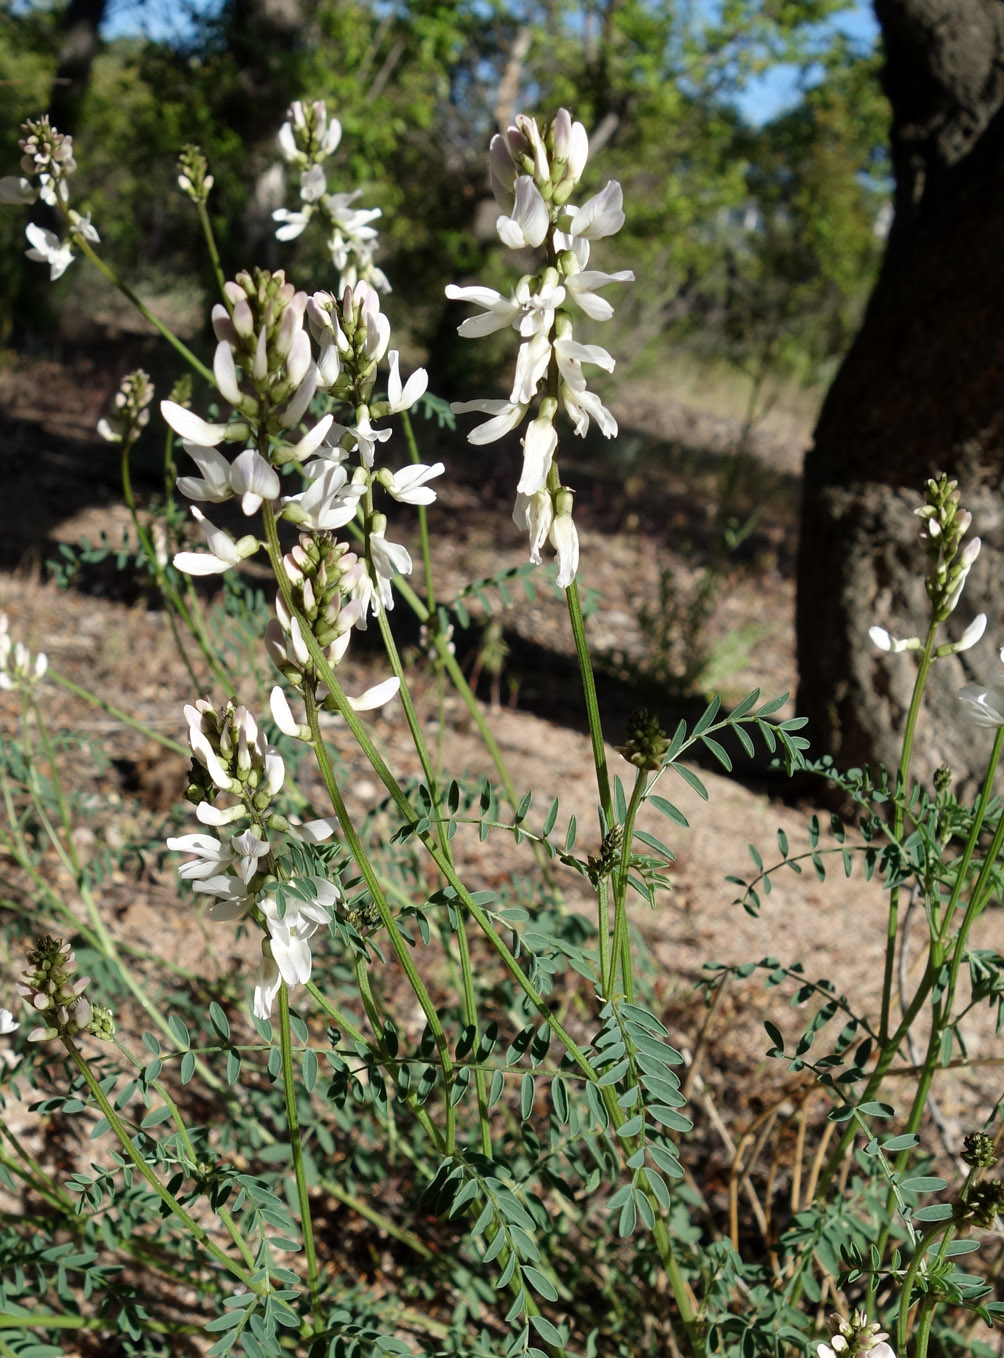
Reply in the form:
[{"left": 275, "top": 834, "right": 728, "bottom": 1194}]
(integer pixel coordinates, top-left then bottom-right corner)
[
  {"left": 161, "top": 270, "right": 438, "bottom": 641},
  {"left": 0, "top": 117, "right": 100, "bottom": 279},
  {"left": 272, "top": 100, "right": 388, "bottom": 293},
  {"left": 870, "top": 474, "right": 986, "bottom": 659},
  {"left": 168, "top": 697, "right": 351, "bottom": 1016},
  {"left": 446, "top": 109, "right": 633, "bottom": 587}
]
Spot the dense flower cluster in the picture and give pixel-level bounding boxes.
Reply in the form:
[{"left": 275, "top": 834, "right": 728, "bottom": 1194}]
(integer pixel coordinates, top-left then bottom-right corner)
[
  {"left": 273, "top": 100, "right": 388, "bottom": 293},
  {"left": 96, "top": 369, "right": 154, "bottom": 445},
  {"left": 161, "top": 268, "right": 436, "bottom": 637},
  {"left": 818, "top": 1311, "right": 895, "bottom": 1358},
  {"left": 168, "top": 697, "right": 346, "bottom": 1017},
  {"left": 870, "top": 473, "right": 985, "bottom": 659},
  {"left": 0, "top": 116, "right": 99, "bottom": 279},
  {"left": 16, "top": 937, "right": 93, "bottom": 1042},
  {"left": 446, "top": 109, "right": 633, "bottom": 586}
]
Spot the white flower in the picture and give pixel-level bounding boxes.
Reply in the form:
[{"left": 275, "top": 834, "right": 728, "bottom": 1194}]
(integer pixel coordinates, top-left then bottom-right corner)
[
  {"left": 0, "top": 616, "right": 47, "bottom": 691},
  {"left": 0, "top": 1008, "right": 19, "bottom": 1035},
  {"left": 513, "top": 490, "right": 554, "bottom": 564},
  {"left": 257, "top": 878, "right": 339, "bottom": 1006},
  {"left": 958, "top": 683, "right": 1004, "bottom": 728},
  {"left": 946, "top": 612, "right": 988, "bottom": 654},
  {"left": 161, "top": 400, "right": 232, "bottom": 448},
  {"left": 549, "top": 510, "right": 579, "bottom": 589},
  {"left": 173, "top": 507, "right": 260, "bottom": 576},
  {"left": 551, "top": 109, "right": 589, "bottom": 185},
  {"left": 177, "top": 442, "right": 281, "bottom": 514},
  {"left": 350, "top": 410, "right": 393, "bottom": 470},
  {"left": 554, "top": 335, "right": 616, "bottom": 382},
  {"left": 563, "top": 265, "right": 635, "bottom": 320},
  {"left": 254, "top": 954, "right": 282, "bottom": 1020},
  {"left": 273, "top": 207, "right": 310, "bottom": 241},
  {"left": 369, "top": 530, "right": 412, "bottom": 610},
  {"left": 230, "top": 449, "right": 281, "bottom": 515},
  {"left": 385, "top": 462, "right": 444, "bottom": 506},
  {"left": 560, "top": 381, "right": 618, "bottom": 439},
  {"left": 517, "top": 417, "right": 557, "bottom": 496},
  {"left": 166, "top": 832, "right": 235, "bottom": 881},
  {"left": 348, "top": 676, "right": 401, "bottom": 711},
  {"left": 445, "top": 284, "right": 522, "bottom": 338},
  {"left": 24, "top": 223, "right": 74, "bottom": 280},
  {"left": 176, "top": 444, "right": 234, "bottom": 504},
  {"left": 192, "top": 874, "right": 253, "bottom": 919},
  {"left": 497, "top": 176, "right": 549, "bottom": 249},
  {"left": 282, "top": 461, "right": 364, "bottom": 531},
  {"left": 868, "top": 626, "right": 921, "bottom": 654},
  {"left": 451, "top": 399, "right": 528, "bottom": 445},
  {"left": 565, "top": 180, "right": 625, "bottom": 240},
  {"left": 510, "top": 330, "right": 553, "bottom": 404},
  {"left": 386, "top": 351, "right": 428, "bottom": 414},
  {"left": 270, "top": 685, "right": 309, "bottom": 740}
]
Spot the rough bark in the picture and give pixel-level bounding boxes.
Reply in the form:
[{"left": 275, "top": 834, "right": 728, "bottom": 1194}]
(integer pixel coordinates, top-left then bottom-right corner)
[
  {"left": 49, "top": 0, "right": 108, "bottom": 134},
  {"left": 796, "top": 0, "right": 1004, "bottom": 787}
]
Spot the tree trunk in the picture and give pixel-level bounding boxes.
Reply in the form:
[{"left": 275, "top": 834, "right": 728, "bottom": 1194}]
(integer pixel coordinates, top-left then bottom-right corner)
[
  {"left": 796, "top": 0, "right": 1004, "bottom": 788},
  {"left": 49, "top": 0, "right": 107, "bottom": 134}
]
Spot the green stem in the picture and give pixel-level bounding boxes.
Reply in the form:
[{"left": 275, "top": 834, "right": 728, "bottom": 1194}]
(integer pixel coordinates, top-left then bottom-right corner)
[
  {"left": 820, "top": 729, "right": 1004, "bottom": 1200},
  {"left": 610, "top": 770, "right": 646, "bottom": 1002},
  {"left": 897, "top": 1223, "right": 947, "bottom": 1354},
  {"left": 277, "top": 980, "right": 320, "bottom": 1325},
  {"left": 197, "top": 198, "right": 228, "bottom": 299},
  {"left": 400, "top": 410, "right": 436, "bottom": 613},
  {"left": 374, "top": 604, "right": 492, "bottom": 1157},
  {"left": 112, "top": 1038, "right": 258, "bottom": 1272},
  {"left": 72, "top": 234, "right": 213, "bottom": 384},
  {"left": 566, "top": 578, "right": 612, "bottom": 830},
  {"left": 44, "top": 666, "right": 189, "bottom": 755},
  {"left": 260, "top": 506, "right": 593, "bottom": 1082},
  {"left": 299, "top": 683, "right": 458, "bottom": 1150},
  {"left": 59, "top": 1035, "right": 261, "bottom": 1291},
  {"left": 880, "top": 623, "right": 937, "bottom": 1044}
]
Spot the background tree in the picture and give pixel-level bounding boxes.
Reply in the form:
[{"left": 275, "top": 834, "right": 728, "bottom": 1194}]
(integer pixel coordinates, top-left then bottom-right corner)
[{"left": 797, "top": 0, "right": 1004, "bottom": 787}]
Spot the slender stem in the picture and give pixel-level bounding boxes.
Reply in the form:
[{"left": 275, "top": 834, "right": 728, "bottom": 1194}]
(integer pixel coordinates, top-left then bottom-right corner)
[
  {"left": 610, "top": 770, "right": 647, "bottom": 1002},
  {"left": 118, "top": 435, "right": 220, "bottom": 693},
  {"left": 300, "top": 683, "right": 458, "bottom": 1150},
  {"left": 261, "top": 506, "right": 595, "bottom": 1080},
  {"left": 596, "top": 876, "right": 611, "bottom": 995},
  {"left": 566, "top": 578, "right": 612, "bottom": 830},
  {"left": 819, "top": 729, "right": 1004, "bottom": 1199},
  {"left": 880, "top": 623, "right": 937, "bottom": 1043},
  {"left": 45, "top": 667, "right": 189, "bottom": 755},
  {"left": 896, "top": 1223, "right": 946, "bottom": 1354},
  {"left": 112, "top": 1037, "right": 259, "bottom": 1272},
  {"left": 400, "top": 410, "right": 436, "bottom": 613},
  {"left": 59, "top": 1035, "right": 261, "bottom": 1291},
  {"left": 277, "top": 980, "right": 320, "bottom": 1325},
  {"left": 197, "top": 199, "right": 228, "bottom": 299},
  {"left": 374, "top": 604, "right": 492, "bottom": 1156},
  {"left": 72, "top": 234, "right": 213, "bottom": 384}
]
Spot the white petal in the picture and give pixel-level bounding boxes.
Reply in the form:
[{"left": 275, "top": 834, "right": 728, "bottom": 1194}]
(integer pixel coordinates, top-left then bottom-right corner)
[
  {"left": 230, "top": 449, "right": 280, "bottom": 515},
  {"left": 172, "top": 550, "right": 234, "bottom": 576},
  {"left": 270, "top": 686, "right": 305, "bottom": 738},
  {"left": 161, "top": 400, "right": 230, "bottom": 447},
  {"left": 347, "top": 676, "right": 400, "bottom": 711},
  {"left": 213, "top": 341, "right": 243, "bottom": 407},
  {"left": 196, "top": 801, "right": 247, "bottom": 826},
  {"left": 567, "top": 180, "right": 625, "bottom": 240}
]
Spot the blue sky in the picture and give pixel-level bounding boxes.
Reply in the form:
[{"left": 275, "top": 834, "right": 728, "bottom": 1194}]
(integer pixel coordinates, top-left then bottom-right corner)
[
  {"left": 736, "top": 3, "right": 880, "bottom": 124},
  {"left": 100, "top": 0, "right": 880, "bottom": 126}
]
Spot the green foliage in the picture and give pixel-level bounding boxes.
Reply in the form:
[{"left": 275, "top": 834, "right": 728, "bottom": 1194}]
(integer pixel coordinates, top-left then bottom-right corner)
[{"left": 6, "top": 54, "right": 1002, "bottom": 1358}]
